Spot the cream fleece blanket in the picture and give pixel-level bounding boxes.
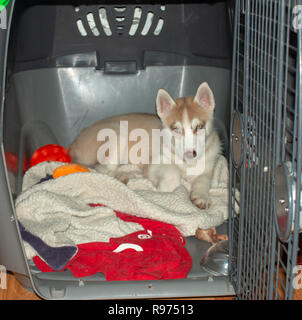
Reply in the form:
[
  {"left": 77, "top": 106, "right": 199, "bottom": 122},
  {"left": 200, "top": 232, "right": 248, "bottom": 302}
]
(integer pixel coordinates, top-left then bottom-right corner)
[{"left": 16, "top": 155, "right": 235, "bottom": 260}]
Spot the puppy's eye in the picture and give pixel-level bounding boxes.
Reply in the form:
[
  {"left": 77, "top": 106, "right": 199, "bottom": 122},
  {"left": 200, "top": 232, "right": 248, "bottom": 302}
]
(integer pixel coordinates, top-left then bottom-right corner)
[
  {"left": 195, "top": 124, "right": 204, "bottom": 131},
  {"left": 172, "top": 127, "right": 182, "bottom": 135}
]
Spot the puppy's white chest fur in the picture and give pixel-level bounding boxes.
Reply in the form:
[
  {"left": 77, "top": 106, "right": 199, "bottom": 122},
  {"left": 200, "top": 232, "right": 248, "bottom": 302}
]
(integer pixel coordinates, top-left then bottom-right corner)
[{"left": 148, "top": 82, "right": 221, "bottom": 209}]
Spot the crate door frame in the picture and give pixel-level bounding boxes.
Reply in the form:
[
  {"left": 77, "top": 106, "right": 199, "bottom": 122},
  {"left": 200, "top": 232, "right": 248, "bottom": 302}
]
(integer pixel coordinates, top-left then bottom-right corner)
[{"left": 229, "top": 0, "right": 302, "bottom": 300}]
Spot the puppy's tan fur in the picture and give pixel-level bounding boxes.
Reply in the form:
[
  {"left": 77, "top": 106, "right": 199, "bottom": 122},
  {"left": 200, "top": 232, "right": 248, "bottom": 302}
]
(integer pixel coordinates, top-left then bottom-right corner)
[
  {"left": 70, "top": 113, "right": 162, "bottom": 169},
  {"left": 69, "top": 82, "right": 221, "bottom": 210}
]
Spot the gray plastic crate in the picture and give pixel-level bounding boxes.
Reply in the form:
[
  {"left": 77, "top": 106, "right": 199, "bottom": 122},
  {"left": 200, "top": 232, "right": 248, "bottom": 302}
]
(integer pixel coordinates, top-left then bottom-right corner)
[
  {"left": 0, "top": 0, "right": 235, "bottom": 300},
  {"left": 0, "top": 0, "right": 301, "bottom": 300}
]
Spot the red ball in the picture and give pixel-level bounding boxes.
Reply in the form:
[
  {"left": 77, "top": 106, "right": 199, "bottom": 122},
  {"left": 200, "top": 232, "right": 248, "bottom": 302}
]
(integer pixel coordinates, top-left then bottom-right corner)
[
  {"left": 30, "top": 144, "right": 71, "bottom": 168},
  {"left": 4, "top": 152, "right": 29, "bottom": 174}
]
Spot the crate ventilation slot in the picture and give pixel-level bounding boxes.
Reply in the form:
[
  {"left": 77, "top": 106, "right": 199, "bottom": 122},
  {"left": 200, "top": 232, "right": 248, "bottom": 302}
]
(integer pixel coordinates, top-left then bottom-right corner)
[{"left": 75, "top": 6, "right": 165, "bottom": 37}]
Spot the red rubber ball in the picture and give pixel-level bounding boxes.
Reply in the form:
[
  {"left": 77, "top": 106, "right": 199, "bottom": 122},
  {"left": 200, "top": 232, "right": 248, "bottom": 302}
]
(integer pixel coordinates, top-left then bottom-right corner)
[{"left": 30, "top": 144, "right": 71, "bottom": 168}]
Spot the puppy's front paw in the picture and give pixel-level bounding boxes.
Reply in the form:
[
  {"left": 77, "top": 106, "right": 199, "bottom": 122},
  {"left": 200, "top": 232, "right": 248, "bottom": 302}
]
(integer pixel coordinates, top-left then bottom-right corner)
[
  {"left": 195, "top": 227, "right": 228, "bottom": 244},
  {"left": 195, "top": 227, "right": 217, "bottom": 243},
  {"left": 190, "top": 191, "right": 211, "bottom": 209}
]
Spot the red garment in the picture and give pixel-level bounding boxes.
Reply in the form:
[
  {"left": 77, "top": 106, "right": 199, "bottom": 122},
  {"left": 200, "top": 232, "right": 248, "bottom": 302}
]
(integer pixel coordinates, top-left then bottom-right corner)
[{"left": 33, "top": 207, "right": 192, "bottom": 280}]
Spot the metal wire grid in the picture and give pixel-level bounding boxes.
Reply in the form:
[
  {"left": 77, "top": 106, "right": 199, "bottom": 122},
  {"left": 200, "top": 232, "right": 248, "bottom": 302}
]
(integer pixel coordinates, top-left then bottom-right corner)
[{"left": 229, "top": 0, "right": 301, "bottom": 300}]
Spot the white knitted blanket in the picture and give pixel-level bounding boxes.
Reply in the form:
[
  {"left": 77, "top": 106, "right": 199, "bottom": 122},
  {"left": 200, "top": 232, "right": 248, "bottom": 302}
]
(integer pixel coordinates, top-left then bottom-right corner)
[{"left": 16, "top": 155, "right": 234, "bottom": 259}]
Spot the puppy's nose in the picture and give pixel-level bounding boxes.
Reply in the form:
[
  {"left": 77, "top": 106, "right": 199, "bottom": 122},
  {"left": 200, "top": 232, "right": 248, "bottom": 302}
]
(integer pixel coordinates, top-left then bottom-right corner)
[{"left": 185, "top": 150, "right": 197, "bottom": 159}]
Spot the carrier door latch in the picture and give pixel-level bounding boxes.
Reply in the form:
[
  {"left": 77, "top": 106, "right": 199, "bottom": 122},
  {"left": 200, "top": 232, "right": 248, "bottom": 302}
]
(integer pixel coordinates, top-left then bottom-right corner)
[{"left": 231, "top": 110, "right": 244, "bottom": 169}]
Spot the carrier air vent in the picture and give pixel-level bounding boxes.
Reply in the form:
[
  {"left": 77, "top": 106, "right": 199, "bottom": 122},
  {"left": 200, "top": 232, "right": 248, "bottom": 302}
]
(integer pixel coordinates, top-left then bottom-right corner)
[
  {"left": 141, "top": 12, "right": 154, "bottom": 36},
  {"left": 87, "top": 12, "right": 100, "bottom": 36},
  {"left": 154, "top": 18, "right": 164, "bottom": 36},
  {"left": 130, "top": 7, "right": 165, "bottom": 36},
  {"left": 74, "top": 5, "right": 165, "bottom": 37},
  {"left": 114, "top": 6, "right": 127, "bottom": 13},
  {"left": 129, "top": 7, "right": 142, "bottom": 36},
  {"left": 99, "top": 8, "right": 112, "bottom": 36},
  {"left": 76, "top": 18, "right": 87, "bottom": 37}
]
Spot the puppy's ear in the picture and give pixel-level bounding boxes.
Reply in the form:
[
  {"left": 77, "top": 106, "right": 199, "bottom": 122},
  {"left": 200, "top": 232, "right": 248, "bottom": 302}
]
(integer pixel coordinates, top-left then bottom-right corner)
[
  {"left": 194, "top": 82, "right": 215, "bottom": 111},
  {"left": 156, "top": 89, "right": 176, "bottom": 120}
]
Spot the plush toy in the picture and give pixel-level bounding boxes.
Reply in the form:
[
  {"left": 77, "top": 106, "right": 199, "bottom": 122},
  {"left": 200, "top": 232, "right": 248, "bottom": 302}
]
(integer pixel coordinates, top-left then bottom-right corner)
[
  {"left": 53, "top": 164, "right": 89, "bottom": 179},
  {"left": 30, "top": 144, "right": 71, "bottom": 168},
  {"left": 37, "top": 164, "right": 89, "bottom": 184}
]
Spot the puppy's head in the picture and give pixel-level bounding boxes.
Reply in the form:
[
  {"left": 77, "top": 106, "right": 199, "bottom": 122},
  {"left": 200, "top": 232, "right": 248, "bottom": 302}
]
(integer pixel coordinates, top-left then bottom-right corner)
[{"left": 156, "top": 82, "right": 215, "bottom": 163}]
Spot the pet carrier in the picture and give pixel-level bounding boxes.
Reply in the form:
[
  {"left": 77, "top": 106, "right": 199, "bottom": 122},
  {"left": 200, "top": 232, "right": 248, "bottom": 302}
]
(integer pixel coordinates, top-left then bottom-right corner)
[{"left": 0, "top": 0, "right": 300, "bottom": 300}]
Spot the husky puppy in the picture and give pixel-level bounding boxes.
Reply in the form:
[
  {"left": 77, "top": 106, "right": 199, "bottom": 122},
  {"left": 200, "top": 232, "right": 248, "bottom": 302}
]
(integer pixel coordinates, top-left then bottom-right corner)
[
  {"left": 69, "top": 82, "right": 221, "bottom": 210},
  {"left": 148, "top": 82, "right": 221, "bottom": 209}
]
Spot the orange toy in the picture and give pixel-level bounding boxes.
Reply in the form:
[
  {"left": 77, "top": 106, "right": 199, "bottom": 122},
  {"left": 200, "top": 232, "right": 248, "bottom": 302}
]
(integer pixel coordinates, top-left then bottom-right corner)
[{"left": 53, "top": 164, "right": 89, "bottom": 179}]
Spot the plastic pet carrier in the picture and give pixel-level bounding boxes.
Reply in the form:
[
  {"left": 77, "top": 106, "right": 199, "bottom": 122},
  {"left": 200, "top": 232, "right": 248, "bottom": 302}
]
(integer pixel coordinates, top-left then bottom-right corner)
[{"left": 0, "top": 0, "right": 300, "bottom": 300}]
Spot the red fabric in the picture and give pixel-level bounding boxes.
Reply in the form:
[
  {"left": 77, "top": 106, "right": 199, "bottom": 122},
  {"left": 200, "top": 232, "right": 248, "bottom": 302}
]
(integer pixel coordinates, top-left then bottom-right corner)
[{"left": 33, "top": 205, "right": 192, "bottom": 280}]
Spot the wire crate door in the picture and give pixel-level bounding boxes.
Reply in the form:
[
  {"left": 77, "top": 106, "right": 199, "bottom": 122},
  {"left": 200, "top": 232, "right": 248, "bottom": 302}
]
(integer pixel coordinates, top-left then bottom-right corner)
[{"left": 229, "top": 0, "right": 302, "bottom": 300}]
